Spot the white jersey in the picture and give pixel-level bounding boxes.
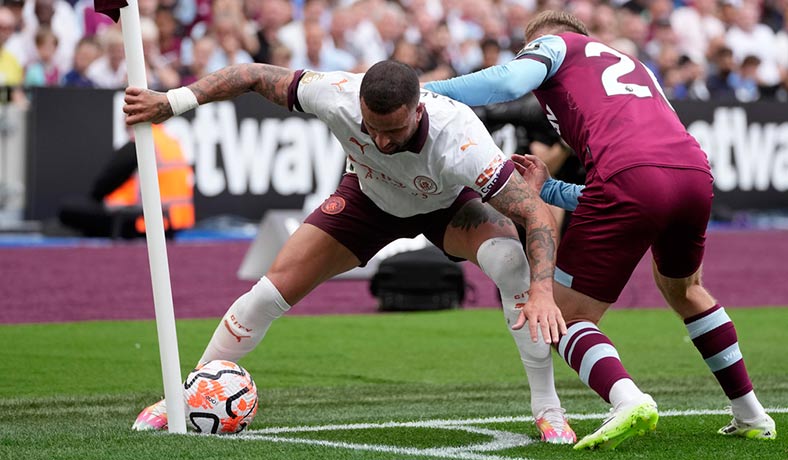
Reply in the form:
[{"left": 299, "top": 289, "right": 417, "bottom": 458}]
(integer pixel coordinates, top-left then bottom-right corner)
[{"left": 291, "top": 70, "right": 513, "bottom": 218}]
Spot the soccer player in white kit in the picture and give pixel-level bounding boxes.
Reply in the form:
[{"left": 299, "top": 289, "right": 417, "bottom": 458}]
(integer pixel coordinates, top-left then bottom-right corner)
[{"left": 124, "top": 60, "right": 582, "bottom": 443}]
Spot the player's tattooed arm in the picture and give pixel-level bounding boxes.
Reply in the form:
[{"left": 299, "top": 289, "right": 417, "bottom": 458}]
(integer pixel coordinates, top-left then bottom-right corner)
[
  {"left": 488, "top": 171, "right": 558, "bottom": 285},
  {"left": 488, "top": 171, "right": 565, "bottom": 343},
  {"left": 188, "top": 64, "right": 294, "bottom": 108},
  {"left": 124, "top": 64, "right": 294, "bottom": 125}
]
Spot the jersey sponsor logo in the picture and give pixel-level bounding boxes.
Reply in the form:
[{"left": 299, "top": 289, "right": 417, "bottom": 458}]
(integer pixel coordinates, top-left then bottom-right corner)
[
  {"left": 321, "top": 196, "right": 346, "bottom": 215},
  {"left": 413, "top": 175, "right": 439, "bottom": 194},
  {"left": 300, "top": 71, "right": 324, "bottom": 84},
  {"left": 331, "top": 78, "right": 349, "bottom": 92},
  {"left": 349, "top": 137, "right": 369, "bottom": 155},
  {"left": 475, "top": 156, "right": 504, "bottom": 187},
  {"left": 460, "top": 138, "right": 478, "bottom": 151}
]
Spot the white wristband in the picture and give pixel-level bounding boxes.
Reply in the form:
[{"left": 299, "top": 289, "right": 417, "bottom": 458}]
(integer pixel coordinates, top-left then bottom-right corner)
[{"left": 166, "top": 87, "right": 199, "bottom": 116}]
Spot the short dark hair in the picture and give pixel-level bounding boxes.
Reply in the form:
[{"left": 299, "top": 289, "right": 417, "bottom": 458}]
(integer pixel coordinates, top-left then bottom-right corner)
[
  {"left": 524, "top": 11, "right": 589, "bottom": 43},
  {"left": 360, "top": 60, "right": 420, "bottom": 115}
]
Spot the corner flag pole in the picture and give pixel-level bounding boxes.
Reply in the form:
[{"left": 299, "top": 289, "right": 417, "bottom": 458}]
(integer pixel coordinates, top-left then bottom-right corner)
[{"left": 97, "top": 0, "right": 187, "bottom": 433}]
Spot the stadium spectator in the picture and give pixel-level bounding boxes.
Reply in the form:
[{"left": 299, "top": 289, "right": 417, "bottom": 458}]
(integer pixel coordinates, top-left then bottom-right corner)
[
  {"left": 669, "top": 0, "right": 725, "bottom": 65},
  {"left": 705, "top": 45, "right": 739, "bottom": 101},
  {"left": 205, "top": 12, "right": 254, "bottom": 73},
  {"left": 729, "top": 54, "right": 762, "bottom": 102},
  {"left": 125, "top": 59, "right": 580, "bottom": 443},
  {"left": 250, "top": 0, "right": 291, "bottom": 64},
  {"left": 20, "top": 0, "right": 80, "bottom": 76},
  {"left": 289, "top": 18, "right": 356, "bottom": 71},
  {"left": 0, "top": 5, "right": 23, "bottom": 86},
  {"left": 61, "top": 35, "right": 100, "bottom": 87},
  {"left": 425, "top": 10, "right": 776, "bottom": 450},
  {"left": 177, "top": 34, "right": 214, "bottom": 86},
  {"left": 23, "top": 26, "right": 59, "bottom": 86},
  {"left": 140, "top": 16, "right": 179, "bottom": 90},
  {"left": 86, "top": 25, "right": 126, "bottom": 88},
  {"left": 154, "top": 5, "right": 182, "bottom": 68},
  {"left": 725, "top": 1, "right": 782, "bottom": 90}
]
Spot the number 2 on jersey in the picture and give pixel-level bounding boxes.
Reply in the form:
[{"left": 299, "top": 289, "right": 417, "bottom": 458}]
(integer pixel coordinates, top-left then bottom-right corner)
[{"left": 585, "top": 42, "right": 671, "bottom": 107}]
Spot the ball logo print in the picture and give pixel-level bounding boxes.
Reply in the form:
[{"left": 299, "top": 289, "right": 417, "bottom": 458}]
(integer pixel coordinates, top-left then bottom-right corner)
[{"left": 184, "top": 360, "right": 258, "bottom": 434}]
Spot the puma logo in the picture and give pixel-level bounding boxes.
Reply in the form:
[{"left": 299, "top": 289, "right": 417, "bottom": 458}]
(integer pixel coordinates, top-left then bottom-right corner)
[
  {"left": 331, "top": 78, "right": 348, "bottom": 91},
  {"left": 460, "top": 138, "right": 477, "bottom": 151},
  {"left": 224, "top": 319, "right": 251, "bottom": 342},
  {"left": 350, "top": 137, "right": 369, "bottom": 155}
]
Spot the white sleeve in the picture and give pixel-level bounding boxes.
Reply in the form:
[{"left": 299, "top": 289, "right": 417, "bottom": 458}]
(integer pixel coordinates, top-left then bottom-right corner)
[
  {"left": 443, "top": 111, "right": 514, "bottom": 201},
  {"left": 294, "top": 70, "right": 355, "bottom": 116}
]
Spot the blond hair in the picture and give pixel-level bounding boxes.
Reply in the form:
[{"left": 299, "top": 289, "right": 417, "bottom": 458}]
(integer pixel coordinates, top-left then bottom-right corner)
[{"left": 523, "top": 11, "right": 589, "bottom": 44}]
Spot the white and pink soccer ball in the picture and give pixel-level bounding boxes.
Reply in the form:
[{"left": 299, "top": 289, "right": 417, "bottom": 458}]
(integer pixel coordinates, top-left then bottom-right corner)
[{"left": 183, "top": 360, "right": 258, "bottom": 434}]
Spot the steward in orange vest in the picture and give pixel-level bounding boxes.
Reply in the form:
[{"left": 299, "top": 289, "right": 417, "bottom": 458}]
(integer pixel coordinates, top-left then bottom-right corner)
[{"left": 103, "top": 124, "right": 194, "bottom": 234}]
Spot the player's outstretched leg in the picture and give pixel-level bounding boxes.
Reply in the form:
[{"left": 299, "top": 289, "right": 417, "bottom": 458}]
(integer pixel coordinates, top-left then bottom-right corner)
[
  {"left": 132, "top": 276, "right": 292, "bottom": 431},
  {"left": 476, "top": 237, "right": 575, "bottom": 444},
  {"left": 683, "top": 304, "right": 776, "bottom": 440},
  {"left": 654, "top": 266, "right": 776, "bottom": 441},
  {"left": 556, "top": 320, "right": 658, "bottom": 450},
  {"left": 132, "top": 399, "right": 167, "bottom": 431}
]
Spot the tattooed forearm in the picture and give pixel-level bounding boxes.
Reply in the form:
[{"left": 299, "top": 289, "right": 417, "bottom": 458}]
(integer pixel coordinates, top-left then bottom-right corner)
[
  {"left": 449, "top": 201, "right": 514, "bottom": 232},
  {"left": 489, "top": 172, "right": 558, "bottom": 285},
  {"left": 187, "top": 64, "right": 294, "bottom": 108}
]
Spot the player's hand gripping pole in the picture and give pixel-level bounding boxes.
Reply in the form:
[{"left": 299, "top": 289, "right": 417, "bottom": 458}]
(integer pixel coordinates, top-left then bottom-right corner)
[{"left": 119, "top": 0, "right": 186, "bottom": 434}]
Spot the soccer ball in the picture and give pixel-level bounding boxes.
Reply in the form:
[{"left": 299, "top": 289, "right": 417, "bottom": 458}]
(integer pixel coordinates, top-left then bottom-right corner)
[{"left": 183, "top": 360, "right": 258, "bottom": 434}]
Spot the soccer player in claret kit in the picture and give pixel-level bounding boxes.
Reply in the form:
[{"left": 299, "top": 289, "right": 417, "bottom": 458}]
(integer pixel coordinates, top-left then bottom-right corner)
[
  {"left": 125, "top": 59, "right": 586, "bottom": 443},
  {"left": 426, "top": 10, "right": 776, "bottom": 450}
]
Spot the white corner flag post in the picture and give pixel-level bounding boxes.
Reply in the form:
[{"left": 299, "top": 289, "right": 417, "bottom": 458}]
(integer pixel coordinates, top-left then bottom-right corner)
[{"left": 119, "top": 0, "right": 187, "bottom": 433}]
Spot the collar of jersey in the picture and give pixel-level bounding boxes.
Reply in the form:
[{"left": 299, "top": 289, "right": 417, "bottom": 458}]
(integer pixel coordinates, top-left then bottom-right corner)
[{"left": 359, "top": 104, "right": 429, "bottom": 154}]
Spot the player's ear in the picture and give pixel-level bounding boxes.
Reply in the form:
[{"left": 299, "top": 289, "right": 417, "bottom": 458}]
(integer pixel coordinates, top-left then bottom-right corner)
[{"left": 415, "top": 102, "right": 425, "bottom": 121}]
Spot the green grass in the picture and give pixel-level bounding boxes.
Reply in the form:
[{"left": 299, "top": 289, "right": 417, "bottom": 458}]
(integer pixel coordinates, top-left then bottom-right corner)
[{"left": 0, "top": 308, "right": 786, "bottom": 459}]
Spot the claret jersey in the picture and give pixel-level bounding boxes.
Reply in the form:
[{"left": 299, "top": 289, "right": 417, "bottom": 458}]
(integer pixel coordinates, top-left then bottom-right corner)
[
  {"left": 518, "top": 33, "right": 711, "bottom": 180},
  {"left": 287, "top": 70, "right": 514, "bottom": 218},
  {"left": 425, "top": 33, "right": 712, "bottom": 182}
]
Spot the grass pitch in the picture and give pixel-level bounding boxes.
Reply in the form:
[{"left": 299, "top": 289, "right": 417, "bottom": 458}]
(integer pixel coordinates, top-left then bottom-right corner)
[{"left": 0, "top": 307, "right": 786, "bottom": 459}]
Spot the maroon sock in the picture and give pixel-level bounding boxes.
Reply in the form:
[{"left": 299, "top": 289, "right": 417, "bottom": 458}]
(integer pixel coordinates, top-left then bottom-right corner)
[
  {"left": 684, "top": 304, "right": 753, "bottom": 399},
  {"left": 557, "top": 321, "right": 631, "bottom": 403}
]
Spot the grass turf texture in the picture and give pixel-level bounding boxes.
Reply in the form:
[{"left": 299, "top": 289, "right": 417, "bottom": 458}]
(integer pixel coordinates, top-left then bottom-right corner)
[{"left": 0, "top": 308, "right": 785, "bottom": 459}]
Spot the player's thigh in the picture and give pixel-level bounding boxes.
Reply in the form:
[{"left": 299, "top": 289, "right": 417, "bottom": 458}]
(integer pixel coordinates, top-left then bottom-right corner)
[
  {"left": 553, "top": 282, "right": 610, "bottom": 324},
  {"left": 650, "top": 169, "right": 713, "bottom": 280},
  {"left": 556, "top": 169, "right": 656, "bottom": 304},
  {"left": 441, "top": 198, "right": 519, "bottom": 263},
  {"left": 267, "top": 223, "right": 361, "bottom": 305}
]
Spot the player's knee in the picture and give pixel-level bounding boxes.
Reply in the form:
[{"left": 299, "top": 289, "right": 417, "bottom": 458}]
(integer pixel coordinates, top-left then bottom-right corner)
[
  {"left": 518, "top": 332, "right": 552, "bottom": 362},
  {"left": 476, "top": 237, "right": 530, "bottom": 294}
]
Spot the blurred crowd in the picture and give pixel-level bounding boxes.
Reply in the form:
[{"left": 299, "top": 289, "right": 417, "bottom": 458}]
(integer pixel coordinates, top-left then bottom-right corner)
[{"left": 0, "top": 0, "right": 787, "bottom": 105}]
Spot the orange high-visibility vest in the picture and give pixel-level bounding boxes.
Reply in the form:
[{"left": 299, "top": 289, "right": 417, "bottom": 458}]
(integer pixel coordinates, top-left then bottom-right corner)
[{"left": 104, "top": 124, "right": 195, "bottom": 233}]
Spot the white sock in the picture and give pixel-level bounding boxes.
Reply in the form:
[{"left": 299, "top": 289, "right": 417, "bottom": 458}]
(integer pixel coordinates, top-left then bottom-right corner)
[
  {"left": 730, "top": 391, "right": 766, "bottom": 422},
  {"left": 476, "top": 237, "right": 561, "bottom": 416},
  {"left": 199, "top": 276, "right": 291, "bottom": 365},
  {"left": 608, "top": 378, "right": 645, "bottom": 407}
]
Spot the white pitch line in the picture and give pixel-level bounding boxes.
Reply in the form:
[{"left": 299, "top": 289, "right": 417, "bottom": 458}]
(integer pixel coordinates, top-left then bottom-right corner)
[
  {"left": 247, "top": 435, "right": 532, "bottom": 460},
  {"left": 247, "top": 406, "right": 788, "bottom": 435},
  {"left": 230, "top": 406, "right": 788, "bottom": 460}
]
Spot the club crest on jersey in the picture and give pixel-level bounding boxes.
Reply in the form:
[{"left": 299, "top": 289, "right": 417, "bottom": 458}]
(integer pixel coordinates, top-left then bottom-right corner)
[
  {"left": 300, "top": 71, "right": 324, "bottom": 84},
  {"left": 321, "top": 196, "right": 346, "bottom": 215},
  {"left": 413, "top": 176, "right": 439, "bottom": 195}
]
